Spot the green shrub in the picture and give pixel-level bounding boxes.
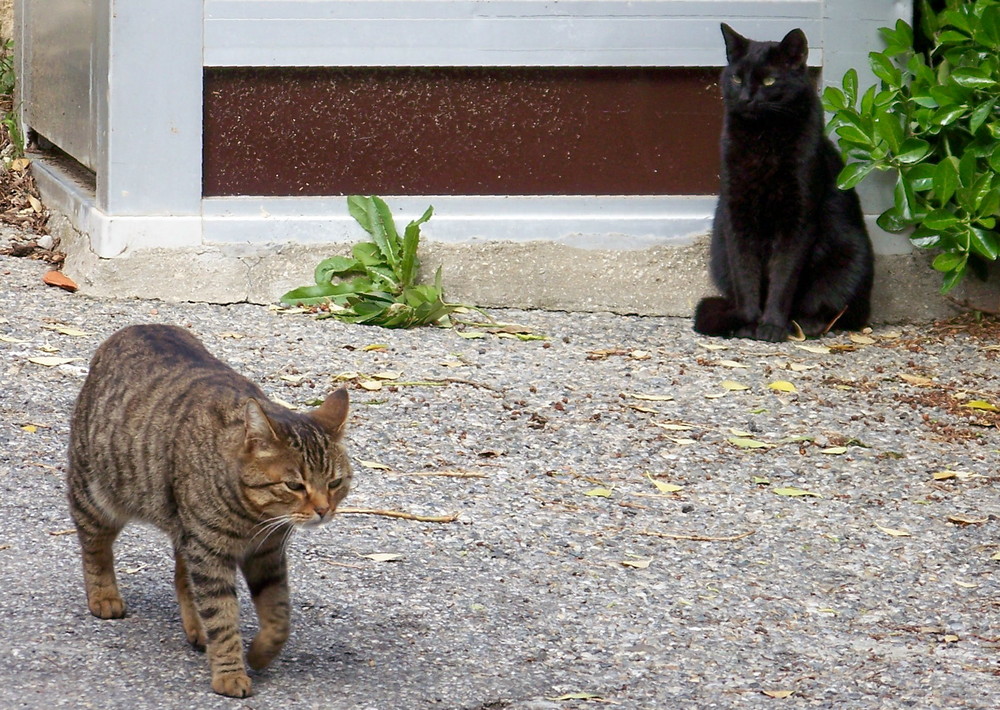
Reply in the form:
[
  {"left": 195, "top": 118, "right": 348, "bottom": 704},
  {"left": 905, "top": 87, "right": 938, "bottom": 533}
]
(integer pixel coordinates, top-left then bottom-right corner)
[
  {"left": 0, "top": 39, "right": 24, "bottom": 158},
  {"left": 281, "top": 196, "right": 460, "bottom": 328},
  {"left": 823, "top": 0, "right": 1000, "bottom": 292}
]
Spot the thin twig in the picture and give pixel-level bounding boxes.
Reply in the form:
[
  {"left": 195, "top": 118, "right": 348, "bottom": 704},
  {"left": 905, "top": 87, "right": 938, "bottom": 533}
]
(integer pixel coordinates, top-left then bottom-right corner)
[
  {"left": 640, "top": 529, "right": 755, "bottom": 542},
  {"left": 387, "top": 470, "right": 489, "bottom": 479},
  {"left": 338, "top": 508, "right": 460, "bottom": 523},
  {"left": 323, "top": 560, "right": 366, "bottom": 570}
]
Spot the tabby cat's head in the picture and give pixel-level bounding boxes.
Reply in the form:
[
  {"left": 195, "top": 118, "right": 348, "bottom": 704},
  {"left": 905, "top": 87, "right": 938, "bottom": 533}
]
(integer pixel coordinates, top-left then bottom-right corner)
[
  {"left": 719, "top": 23, "right": 812, "bottom": 119},
  {"left": 238, "top": 388, "right": 352, "bottom": 528}
]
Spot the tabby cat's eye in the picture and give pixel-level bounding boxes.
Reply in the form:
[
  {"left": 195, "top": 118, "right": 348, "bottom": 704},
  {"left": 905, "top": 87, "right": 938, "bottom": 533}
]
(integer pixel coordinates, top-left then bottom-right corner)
[
  {"left": 285, "top": 481, "right": 306, "bottom": 492},
  {"left": 762, "top": 76, "right": 776, "bottom": 86},
  {"left": 328, "top": 478, "right": 345, "bottom": 490}
]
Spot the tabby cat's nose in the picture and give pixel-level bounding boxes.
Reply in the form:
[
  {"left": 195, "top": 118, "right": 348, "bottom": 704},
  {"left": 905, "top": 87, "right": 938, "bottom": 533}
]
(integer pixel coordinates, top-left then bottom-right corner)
[{"left": 314, "top": 506, "right": 329, "bottom": 518}]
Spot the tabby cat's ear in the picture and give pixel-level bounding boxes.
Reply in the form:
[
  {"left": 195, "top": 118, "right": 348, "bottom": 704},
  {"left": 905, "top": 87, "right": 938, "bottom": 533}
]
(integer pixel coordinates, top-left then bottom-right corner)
[
  {"left": 243, "top": 398, "right": 282, "bottom": 452},
  {"left": 312, "top": 388, "right": 350, "bottom": 438},
  {"left": 778, "top": 28, "right": 808, "bottom": 69},
  {"left": 721, "top": 23, "right": 749, "bottom": 63}
]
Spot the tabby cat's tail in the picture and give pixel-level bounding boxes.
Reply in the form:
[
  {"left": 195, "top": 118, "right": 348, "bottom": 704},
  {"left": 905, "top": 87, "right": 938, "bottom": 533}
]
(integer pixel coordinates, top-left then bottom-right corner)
[{"left": 693, "top": 297, "right": 744, "bottom": 336}]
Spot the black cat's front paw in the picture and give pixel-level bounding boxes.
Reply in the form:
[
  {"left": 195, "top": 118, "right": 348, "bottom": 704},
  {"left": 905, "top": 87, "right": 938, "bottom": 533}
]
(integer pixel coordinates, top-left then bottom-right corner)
[
  {"left": 755, "top": 323, "right": 789, "bottom": 342},
  {"left": 734, "top": 324, "right": 758, "bottom": 339}
]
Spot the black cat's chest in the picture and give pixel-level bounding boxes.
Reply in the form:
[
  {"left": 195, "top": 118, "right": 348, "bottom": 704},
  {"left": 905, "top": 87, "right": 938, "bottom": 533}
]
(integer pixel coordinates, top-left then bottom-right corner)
[{"left": 723, "top": 137, "right": 802, "bottom": 220}]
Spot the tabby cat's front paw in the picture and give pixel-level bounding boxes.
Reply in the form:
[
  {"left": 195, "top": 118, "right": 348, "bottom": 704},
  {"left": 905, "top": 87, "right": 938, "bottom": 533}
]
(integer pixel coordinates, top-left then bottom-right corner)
[
  {"left": 755, "top": 323, "right": 789, "bottom": 342},
  {"left": 211, "top": 671, "right": 253, "bottom": 698},
  {"left": 87, "top": 591, "right": 126, "bottom": 619}
]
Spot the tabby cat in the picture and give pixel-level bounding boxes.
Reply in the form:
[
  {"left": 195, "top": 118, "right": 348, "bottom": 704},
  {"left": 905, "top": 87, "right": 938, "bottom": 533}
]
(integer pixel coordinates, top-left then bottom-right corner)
[
  {"left": 67, "top": 324, "right": 352, "bottom": 698},
  {"left": 694, "top": 24, "right": 874, "bottom": 342}
]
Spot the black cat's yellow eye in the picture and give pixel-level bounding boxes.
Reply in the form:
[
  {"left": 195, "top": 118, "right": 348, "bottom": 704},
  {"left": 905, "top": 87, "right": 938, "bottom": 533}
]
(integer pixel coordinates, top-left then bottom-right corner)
[
  {"left": 762, "top": 76, "right": 776, "bottom": 86},
  {"left": 731, "top": 76, "right": 742, "bottom": 85},
  {"left": 285, "top": 481, "right": 306, "bottom": 492}
]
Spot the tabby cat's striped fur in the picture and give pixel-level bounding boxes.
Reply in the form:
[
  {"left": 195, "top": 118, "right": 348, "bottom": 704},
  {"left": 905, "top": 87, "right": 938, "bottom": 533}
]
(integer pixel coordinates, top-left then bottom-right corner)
[{"left": 67, "top": 324, "right": 352, "bottom": 698}]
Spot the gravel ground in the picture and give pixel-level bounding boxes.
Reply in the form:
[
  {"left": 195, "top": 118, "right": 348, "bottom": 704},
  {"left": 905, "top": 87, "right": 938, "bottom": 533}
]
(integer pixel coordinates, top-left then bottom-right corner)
[{"left": 1, "top": 230, "right": 998, "bottom": 709}]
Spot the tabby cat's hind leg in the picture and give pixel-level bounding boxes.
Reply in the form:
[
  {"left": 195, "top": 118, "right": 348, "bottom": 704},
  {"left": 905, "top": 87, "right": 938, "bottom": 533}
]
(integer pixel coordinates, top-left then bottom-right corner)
[
  {"left": 174, "top": 550, "right": 207, "bottom": 650},
  {"left": 67, "top": 469, "right": 126, "bottom": 619}
]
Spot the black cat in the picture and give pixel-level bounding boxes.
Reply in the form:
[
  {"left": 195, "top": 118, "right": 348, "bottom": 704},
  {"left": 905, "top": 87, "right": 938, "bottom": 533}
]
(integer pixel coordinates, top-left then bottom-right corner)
[{"left": 694, "top": 24, "right": 874, "bottom": 342}]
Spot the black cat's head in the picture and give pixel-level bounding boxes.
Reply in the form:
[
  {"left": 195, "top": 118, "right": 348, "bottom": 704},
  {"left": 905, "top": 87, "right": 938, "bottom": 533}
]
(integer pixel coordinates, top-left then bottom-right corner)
[{"left": 719, "top": 24, "right": 812, "bottom": 119}]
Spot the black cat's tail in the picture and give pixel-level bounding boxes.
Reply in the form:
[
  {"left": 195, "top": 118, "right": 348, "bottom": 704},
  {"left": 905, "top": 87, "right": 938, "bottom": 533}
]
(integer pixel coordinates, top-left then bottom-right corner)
[{"left": 693, "top": 297, "right": 744, "bottom": 336}]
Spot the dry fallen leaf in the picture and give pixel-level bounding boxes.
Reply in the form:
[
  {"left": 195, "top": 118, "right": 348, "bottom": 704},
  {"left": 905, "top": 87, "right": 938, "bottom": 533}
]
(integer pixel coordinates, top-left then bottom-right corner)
[
  {"left": 26, "top": 356, "right": 81, "bottom": 367},
  {"left": 359, "top": 380, "right": 383, "bottom": 391},
  {"left": 696, "top": 341, "right": 728, "bottom": 351},
  {"left": 819, "top": 446, "right": 848, "bottom": 455},
  {"left": 768, "top": 380, "right": 798, "bottom": 393},
  {"left": 762, "top": 689, "right": 794, "bottom": 699},
  {"left": 359, "top": 460, "right": 392, "bottom": 470},
  {"left": 947, "top": 514, "right": 987, "bottom": 526},
  {"left": 963, "top": 400, "right": 999, "bottom": 412},
  {"left": 900, "top": 373, "right": 934, "bottom": 386},
  {"left": 371, "top": 370, "right": 402, "bottom": 380},
  {"left": 728, "top": 437, "right": 772, "bottom": 449},
  {"left": 0, "top": 334, "right": 27, "bottom": 343},
  {"left": 849, "top": 333, "right": 876, "bottom": 345},
  {"left": 794, "top": 344, "right": 831, "bottom": 354},
  {"left": 625, "top": 392, "right": 675, "bottom": 402},
  {"left": 721, "top": 380, "right": 750, "bottom": 391},
  {"left": 773, "top": 487, "right": 822, "bottom": 498},
  {"left": 718, "top": 359, "right": 748, "bottom": 369},
  {"left": 620, "top": 557, "right": 652, "bottom": 569},
  {"left": 628, "top": 405, "right": 660, "bottom": 414},
  {"left": 646, "top": 473, "right": 683, "bottom": 493},
  {"left": 584, "top": 487, "right": 614, "bottom": 498},
  {"left": 42, "top": 271, "right": 79, "bottom": 292},
  {"left": 40, "top": 324, "right": 91, "bottom": 337},
  {"left": 362, "top": 343, "right": 389, "bottom": 351},
  {"left": 875, "top": 523, "right": 911, "bottom": 537},
  {"left": 546, "top": 693, "right": 604, "bottom": 702},
  {"left": 933, "top": 470, "right": 978, "bottom": 481},
  {"left": 359, "top": 553, "right": 404, "bottom": 562},
  {"left": 788, "top": 362, "right": 818, "bottom": 372},
  {"left": 653, "top": 422, "right": 694, "bottom": 431}
]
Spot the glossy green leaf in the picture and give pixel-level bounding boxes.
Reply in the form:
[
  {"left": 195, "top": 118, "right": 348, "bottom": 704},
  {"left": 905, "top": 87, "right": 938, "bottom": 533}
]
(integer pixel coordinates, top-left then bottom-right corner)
[
  {"left": 969, "top": 227, "right": 1000, "bottom": 260},
  {"left": 951, "top": 67, "right": 997, "bottom": 89},
  {"left": 932, "top": 251, "right": 967, "bottom": 273},
  {"left": 837, "top": 162, "right": 876, "bottom": 190},
  {"left": 934, "top": 157, "right": 960, "bottom": 204},
  {"left": 969, "top": 98, "right": 997, "bottom": 134},
  {"left": 870, "top": 53, "right": 902, "bottom": 87},
  {"left": 876, "top": 113, "right": 904, "bottom": 152},
  {"left": 895, "top": 137, "right": 931, "bottom": 164},
  {"left": 923, "top": 208, "right": 961, "bottom": 231},
  {"left": 843, "top": 68, "right": 859, "bottom": 106}
]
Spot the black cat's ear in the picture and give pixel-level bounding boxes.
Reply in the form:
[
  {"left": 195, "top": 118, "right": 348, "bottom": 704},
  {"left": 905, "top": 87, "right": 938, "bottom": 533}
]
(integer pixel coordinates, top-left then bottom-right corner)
[
  {"left": 312, "top": 388, "right": 350, "bottom": 438},
  {"left": 243, "top": 398, "right": 283, "bottom": 453},
  {"left": 721, "top": 23, "right": 749, "bottom": 63},
  {"left": 778, "top": 28, "right": 808, "bottom": 68}
]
